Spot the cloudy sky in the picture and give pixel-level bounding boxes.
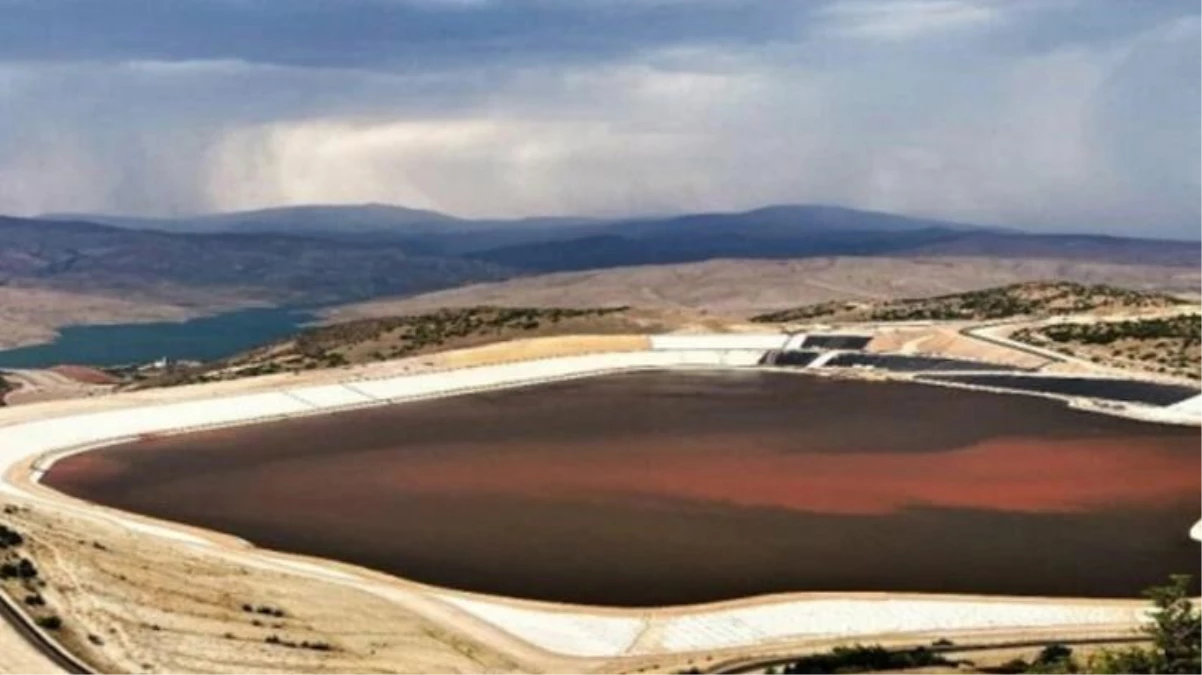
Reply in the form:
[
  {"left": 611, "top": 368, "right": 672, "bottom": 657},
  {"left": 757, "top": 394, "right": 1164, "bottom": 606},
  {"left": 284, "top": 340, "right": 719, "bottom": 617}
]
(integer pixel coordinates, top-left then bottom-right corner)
[{"left": 0, "top": 0, "right": 1198, "bottom": 237}]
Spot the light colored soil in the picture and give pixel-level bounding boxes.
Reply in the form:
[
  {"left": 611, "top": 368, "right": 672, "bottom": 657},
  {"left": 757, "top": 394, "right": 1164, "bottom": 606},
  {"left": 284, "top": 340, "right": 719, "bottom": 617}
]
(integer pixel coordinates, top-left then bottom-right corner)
[
  {"left": 426, "top": 335, "right": 651, "bottom": 369},
  {"left": 0, "top": 287, "right": 257, "bottom": 351},
  {"left": 0, "top": 615, "right": 62, "bottom": 675},
  {"left": 327, "top": 257, "right": 1201, "bottom": 322},
  {"left": 0, "top": 500, "right": 528, "bottom": 675},
  {"left": 866, "top": 326, "right": 1050, "bottom": 369}
]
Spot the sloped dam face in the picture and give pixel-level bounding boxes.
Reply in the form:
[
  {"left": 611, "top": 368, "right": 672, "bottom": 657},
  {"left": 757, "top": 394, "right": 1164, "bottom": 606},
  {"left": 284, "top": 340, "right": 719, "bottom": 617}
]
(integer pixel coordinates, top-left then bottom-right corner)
[{"left": 46, "top": 371, "right": 1200, "bottom": 606}]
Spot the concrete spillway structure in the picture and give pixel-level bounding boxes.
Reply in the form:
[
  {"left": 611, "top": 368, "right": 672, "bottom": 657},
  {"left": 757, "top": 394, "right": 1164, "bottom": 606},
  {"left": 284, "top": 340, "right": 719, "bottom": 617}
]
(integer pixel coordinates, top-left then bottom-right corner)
[{"left": 0, "top": 334, "right": 1174, "bottom": 660}]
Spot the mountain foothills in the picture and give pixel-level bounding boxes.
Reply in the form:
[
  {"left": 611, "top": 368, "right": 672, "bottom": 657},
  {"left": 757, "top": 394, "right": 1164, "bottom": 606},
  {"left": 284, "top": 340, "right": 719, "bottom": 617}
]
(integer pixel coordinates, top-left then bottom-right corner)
[
  {"left": 105, "top": 282, "right": 1202, "bottom": 390},
  {"left": 129, "top": 306, "right": 667, "bottom": 387},
  {"left": 0, "top": 214, "right": 509, "bottom": 307},
  {"left": 0, "top": 203, "right": 1198, "bottom": 350}
]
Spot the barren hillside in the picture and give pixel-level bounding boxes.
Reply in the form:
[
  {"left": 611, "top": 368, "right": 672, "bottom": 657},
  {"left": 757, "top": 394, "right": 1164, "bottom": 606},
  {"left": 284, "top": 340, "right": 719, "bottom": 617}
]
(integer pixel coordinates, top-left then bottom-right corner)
[
  {"left": 0, "top": 287, "right": 248, "bottom": 350},
  {"left": 328, "top": 257, "right": 1200, "bottom": 322}
]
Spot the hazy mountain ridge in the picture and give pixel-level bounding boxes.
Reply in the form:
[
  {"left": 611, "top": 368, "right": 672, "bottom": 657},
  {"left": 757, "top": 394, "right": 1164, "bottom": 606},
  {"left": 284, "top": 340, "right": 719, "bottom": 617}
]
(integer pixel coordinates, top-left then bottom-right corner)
[
  {"left": 6, "top": 204, "right": 1198, "bottom": 332},
  {"left": 0, "top": 215, "right": 512, "bottom": 307},
  {"left": 41, "top": 203, "right": 461, "bottom": 234}
]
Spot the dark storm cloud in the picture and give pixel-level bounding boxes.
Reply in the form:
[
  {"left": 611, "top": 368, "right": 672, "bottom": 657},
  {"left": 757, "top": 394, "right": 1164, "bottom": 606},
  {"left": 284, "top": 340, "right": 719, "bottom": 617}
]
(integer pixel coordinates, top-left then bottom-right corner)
[
  {"left": 0, "top": 0, "right": 801, "bottom": 69},
  {"left": 0, "top": 0, "right": 1198, "bottom": 237}
]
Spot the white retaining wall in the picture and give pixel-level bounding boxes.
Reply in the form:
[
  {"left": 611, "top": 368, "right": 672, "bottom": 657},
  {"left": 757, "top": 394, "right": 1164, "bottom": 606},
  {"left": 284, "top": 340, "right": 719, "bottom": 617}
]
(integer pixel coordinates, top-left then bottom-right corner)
[
  {"left": 783, "top": 334, "right": 808, "bottom": 350},
  {"left": 649, "top": 599, "right": 1145, "bottom": 653},
  {"left": 440, "top": 595, "right": 646, "bottom": 658},
  {"left": 0, "top": 342, "right": 773, "bottom": 481},
  {"left": 1168, "top": 394, "right": 1202, "bottom": 415},
  {"left": 2, "top": 392, "right": 314, "bottom": 464},
  {"left": 285, "top": 384, "right": 377, "bottom": 409},
  {"left": 434, "top": 593, "right": 1147, "bottom": 658}
]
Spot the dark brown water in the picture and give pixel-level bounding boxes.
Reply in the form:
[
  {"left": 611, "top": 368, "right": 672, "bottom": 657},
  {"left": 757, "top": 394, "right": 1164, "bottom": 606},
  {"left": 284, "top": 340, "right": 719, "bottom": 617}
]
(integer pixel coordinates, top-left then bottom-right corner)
[{"left": 46, "top": 371, "right": 1200, "bottom": 606}]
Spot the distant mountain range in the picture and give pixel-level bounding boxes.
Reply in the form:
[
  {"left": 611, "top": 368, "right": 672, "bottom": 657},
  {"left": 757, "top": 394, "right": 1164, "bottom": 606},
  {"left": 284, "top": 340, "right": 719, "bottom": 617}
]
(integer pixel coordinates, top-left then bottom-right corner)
[
  {"left": 0, "top": 214, "right": 509, "bottom": 307},
  {"left": 7, "top": 203, "right": 1197, "bottom": 314}
]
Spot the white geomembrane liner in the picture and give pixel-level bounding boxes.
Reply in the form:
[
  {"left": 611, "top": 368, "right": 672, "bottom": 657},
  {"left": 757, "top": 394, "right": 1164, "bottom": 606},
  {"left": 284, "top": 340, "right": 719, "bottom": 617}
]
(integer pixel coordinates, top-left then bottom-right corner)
[
  {"left": 783, "top": 333, "right": 808, "bottom": 350},
  {"left": 438, "top": 595, "right": 647, "bottom": 658},
  {"left": 1168, "top": 393, "right": 1202, "bottom": 414},
  {"left": 434, "top": 595, "right": 1145, "bottom": 657},
  {"left": 651, "top": 599, "right": 1146, "bottom": 653},
  {"left": 285, "top": 384, "right": 376, "bottom": 409}
]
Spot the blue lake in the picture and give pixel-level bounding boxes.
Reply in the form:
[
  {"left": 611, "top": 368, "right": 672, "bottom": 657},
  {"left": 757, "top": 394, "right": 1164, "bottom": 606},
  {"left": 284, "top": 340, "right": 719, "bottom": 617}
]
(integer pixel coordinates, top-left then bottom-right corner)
[{"left": 0, "top": 307, "right": 315, "bottom": 369}]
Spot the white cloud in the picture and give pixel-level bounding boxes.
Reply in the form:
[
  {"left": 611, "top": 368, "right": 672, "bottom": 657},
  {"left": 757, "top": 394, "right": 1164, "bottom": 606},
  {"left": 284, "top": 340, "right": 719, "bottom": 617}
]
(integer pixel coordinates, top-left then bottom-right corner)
[{"left": 820, "top": 0, "right": 1002, "bottom": 41}]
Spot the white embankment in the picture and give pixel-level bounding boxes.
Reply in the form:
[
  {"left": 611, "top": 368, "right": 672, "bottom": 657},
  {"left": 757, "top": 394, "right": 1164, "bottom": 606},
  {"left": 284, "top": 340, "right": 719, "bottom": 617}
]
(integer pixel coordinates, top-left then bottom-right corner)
[
  {"left": 434, "top": 593, "right": 1147, "bottom": 658},
  {"left": 1177, "top": 393, "right": 1202, "bottom": 540},
  {"left": 1168, "top": 393, "right": 1202, "bottom": 417},
  {"left": 782, "top": 333, "right": 808, "bottom": 350},
  {"left": 0, "top": 335, "right": 1164, "bottom": 659}
]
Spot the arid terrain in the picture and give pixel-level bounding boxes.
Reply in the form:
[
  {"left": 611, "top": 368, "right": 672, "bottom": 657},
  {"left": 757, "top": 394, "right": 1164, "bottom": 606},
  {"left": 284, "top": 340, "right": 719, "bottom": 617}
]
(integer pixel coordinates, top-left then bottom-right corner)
[
  {"left": 0, "top": 281, "right": 1196, "bottom": 675},
  {"left": 121, "top": 307, "right": 725, "bottom": 389},
  {"left": 1013, "top": 313, "right": 1201, "bottom": 381},
  {"left": 0, "top": 288, "right": 239, "bottom": 351},
  {"left": 328, "top": 257, "right": 1201, "bottom": 322}
]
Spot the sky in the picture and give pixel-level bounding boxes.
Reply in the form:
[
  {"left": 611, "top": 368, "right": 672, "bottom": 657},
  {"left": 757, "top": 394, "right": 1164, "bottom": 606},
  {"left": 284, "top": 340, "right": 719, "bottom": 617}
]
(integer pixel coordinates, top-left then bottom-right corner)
[{"left": 0, "top": 0, "right": 1198, "bottom": 237}]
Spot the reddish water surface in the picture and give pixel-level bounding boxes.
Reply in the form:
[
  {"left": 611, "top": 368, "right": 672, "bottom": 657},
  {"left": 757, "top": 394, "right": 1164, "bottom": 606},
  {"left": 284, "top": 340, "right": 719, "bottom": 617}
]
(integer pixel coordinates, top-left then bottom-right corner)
[{"left": 46, "top": 371, "right": 1200, "bottom": 606}]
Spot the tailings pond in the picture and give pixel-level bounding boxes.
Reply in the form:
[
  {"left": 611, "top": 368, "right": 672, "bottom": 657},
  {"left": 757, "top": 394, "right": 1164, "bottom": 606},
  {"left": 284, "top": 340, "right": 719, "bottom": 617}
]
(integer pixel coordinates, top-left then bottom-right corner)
[{"left": 46, "top": 371, "right": 1200, "bottom": 606}]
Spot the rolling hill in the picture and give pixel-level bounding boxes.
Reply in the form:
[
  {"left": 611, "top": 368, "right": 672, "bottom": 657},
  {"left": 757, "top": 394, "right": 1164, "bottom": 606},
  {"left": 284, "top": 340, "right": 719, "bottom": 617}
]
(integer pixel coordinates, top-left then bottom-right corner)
[
  {"left": 5, "top": 203, "right": 1198, "bottom": 352},
  {"left": 0, "top": 215, "right": 511, "bottom": 307}
]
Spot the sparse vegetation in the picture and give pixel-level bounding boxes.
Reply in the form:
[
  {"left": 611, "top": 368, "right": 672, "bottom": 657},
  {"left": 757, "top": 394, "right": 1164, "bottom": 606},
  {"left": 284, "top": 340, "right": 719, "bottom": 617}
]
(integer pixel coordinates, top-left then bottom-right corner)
[
  {"left": 728, "top": 578, "right": 1198, "bottom": 675},
  {"left": 0, "top": 523, "right": 24, "bottom": 548},
  {"left": 264, "top": 634, "right": 334, "bottom": 651},
  {"left": 753, "top": 282, "right": 1189, "bottom": 324},
  {"left": 990, "top": 576, "right": 1199, "bottom": 674},
  {"left": 768, "top": 644, "right": 952, "bottom": 673},
  {"left": 128, "top": 305, "right": 638, "bottom": 388},
  {"left": 0, "top": 557, "right": 37, "bottom": 579},
  {"left": 1015, "top": 314, "right": 1200, "bottom": 379}
]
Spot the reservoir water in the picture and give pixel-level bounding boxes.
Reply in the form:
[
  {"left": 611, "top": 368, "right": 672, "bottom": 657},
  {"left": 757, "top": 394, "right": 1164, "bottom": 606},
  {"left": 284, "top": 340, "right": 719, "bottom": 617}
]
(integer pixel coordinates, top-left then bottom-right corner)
[{"left": 0, "top": 307, "right": 314, "bottom": 368}]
